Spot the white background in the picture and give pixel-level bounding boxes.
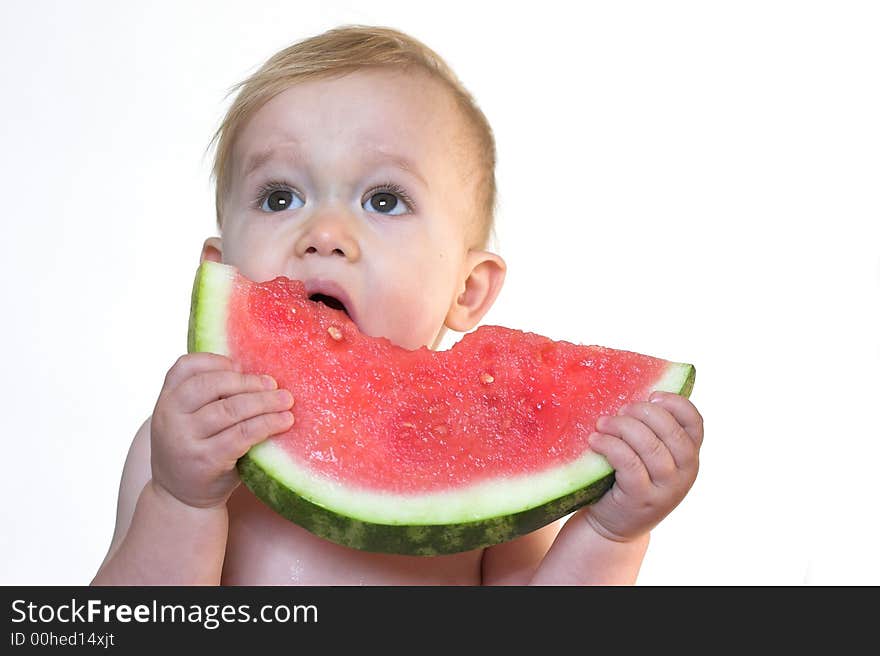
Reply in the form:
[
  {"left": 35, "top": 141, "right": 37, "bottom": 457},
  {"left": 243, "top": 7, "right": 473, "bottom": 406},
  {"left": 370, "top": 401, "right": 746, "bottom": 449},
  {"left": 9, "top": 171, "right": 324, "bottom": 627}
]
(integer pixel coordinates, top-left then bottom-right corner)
[{"left": 1, "top": 0, "right": 877, "bottom": 585}]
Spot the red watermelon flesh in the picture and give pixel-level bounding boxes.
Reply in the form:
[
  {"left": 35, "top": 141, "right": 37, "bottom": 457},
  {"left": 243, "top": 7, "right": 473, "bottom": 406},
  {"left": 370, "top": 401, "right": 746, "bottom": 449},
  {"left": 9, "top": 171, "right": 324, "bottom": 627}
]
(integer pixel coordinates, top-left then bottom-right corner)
[{"left": 188, "top": 261, "right": 695, "bottom": 554}]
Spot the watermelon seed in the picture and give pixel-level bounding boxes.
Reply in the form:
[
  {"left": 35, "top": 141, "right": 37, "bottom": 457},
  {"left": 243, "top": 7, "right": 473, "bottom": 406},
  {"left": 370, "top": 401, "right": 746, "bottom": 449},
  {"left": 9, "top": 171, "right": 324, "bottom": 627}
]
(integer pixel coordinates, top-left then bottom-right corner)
[
  {"left": 480, "top": 372, "right": 495, "bottom": 384},
  {"left": 328, "top": 325, "right": 343, "bottom": 341},
  {"left": 401, "top": 422, "right": 416, "bottom": 429}
]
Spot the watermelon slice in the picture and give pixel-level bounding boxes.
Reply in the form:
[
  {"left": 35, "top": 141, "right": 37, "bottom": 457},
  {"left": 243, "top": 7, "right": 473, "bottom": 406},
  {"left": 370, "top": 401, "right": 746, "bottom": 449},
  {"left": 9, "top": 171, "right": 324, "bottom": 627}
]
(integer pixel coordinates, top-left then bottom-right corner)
[{"left": 187, "top": 261, "right": 695, "bottom": 555}]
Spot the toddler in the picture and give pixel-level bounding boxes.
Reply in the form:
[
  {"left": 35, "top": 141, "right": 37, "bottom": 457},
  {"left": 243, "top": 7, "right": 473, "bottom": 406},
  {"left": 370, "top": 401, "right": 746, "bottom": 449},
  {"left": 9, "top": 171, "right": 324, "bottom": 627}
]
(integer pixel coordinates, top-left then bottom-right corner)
[{"left": 92, "top": 25, "right": 703, "bottom": 585}]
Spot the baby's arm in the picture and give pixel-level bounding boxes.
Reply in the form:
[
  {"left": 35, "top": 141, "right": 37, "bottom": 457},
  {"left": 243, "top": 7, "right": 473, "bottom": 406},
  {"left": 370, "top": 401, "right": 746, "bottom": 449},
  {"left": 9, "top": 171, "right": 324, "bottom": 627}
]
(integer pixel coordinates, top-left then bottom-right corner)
[
  {"left": 91, "top": 353, "right": 294, "bottom": 585},
  {"left": 481, "top": 517, "right": 648, "bottom": 586},
  {"left": 91, "top": 416, "right": 231, "bottom": 585},
  {"left": 531, "top": 392, "right": 703, "bottom": 585},
  {"left": 481, "top": 518, "right": 564, "bottom": 585}
]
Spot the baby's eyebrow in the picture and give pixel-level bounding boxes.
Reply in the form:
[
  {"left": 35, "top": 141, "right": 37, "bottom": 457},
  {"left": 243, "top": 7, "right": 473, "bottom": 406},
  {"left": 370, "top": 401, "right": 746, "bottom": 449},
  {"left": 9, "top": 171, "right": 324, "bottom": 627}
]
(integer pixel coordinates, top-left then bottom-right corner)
[
  {"left": 242, "top": 144, "right": 428, "bottom": 189},
  {"left": 362, "top": 147, "right": 429, "bottom": 189},
  {"left": 242, "top": 144, "right": 304, "bottom": 179}
]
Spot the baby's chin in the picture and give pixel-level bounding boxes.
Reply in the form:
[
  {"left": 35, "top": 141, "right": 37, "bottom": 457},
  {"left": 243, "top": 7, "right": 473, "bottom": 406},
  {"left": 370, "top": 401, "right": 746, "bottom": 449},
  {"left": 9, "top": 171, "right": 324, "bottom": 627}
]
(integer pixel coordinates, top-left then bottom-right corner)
[{"left": 353, "top": 314, "right": 438, "bottom": 352}]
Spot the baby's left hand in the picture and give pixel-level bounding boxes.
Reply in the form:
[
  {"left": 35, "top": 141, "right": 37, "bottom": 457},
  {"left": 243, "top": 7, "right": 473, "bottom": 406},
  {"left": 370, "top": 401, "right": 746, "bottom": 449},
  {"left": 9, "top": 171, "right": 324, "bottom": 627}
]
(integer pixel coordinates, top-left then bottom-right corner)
[{"left": 584, "top": 391, "right": 704, "bottom": 542}]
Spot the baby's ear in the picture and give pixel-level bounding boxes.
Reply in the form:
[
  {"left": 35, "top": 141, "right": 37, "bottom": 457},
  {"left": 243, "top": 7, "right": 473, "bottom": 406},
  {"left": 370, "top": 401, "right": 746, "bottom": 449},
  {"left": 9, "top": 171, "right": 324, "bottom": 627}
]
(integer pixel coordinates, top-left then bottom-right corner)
[
  {"left": 200, "top": 237, "right": 223, "bottom": 263},
  {"left": 445, "top": 250, "right": 506, "bottom": 332}
]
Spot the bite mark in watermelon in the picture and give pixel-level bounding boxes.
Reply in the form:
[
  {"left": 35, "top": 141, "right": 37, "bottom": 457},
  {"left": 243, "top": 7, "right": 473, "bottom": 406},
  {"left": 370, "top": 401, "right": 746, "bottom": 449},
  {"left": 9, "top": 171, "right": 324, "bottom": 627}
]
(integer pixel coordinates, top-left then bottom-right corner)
[{"left": 187, "top": 261, "right": 695, "bottom": 555}]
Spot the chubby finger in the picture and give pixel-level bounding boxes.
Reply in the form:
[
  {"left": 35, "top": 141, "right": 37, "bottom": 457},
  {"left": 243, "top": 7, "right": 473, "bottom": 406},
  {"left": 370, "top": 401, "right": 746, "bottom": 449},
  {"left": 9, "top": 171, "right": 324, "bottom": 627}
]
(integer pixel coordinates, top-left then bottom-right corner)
[
  {"left": 214, "top": 410, "right": 296, "bottom": 464},
  {"left": 618, "top": 402, "right": 698, "bottom": 472},
  {"left": 175, "top": 370, "right": 280, "bottom": 413},
  {"left": 193, "top": 389, "right": 295, "bottom": 436},
  {"left": 596, "top": 413, "right": 676, "bottom": 485},
  {"left": 649, "top": 392, "right": 704, "bottom": 448},
  {"left": 163, "top": 352, "right": 241, "bottom": 392},
  {"left": 588, "top": 432, "right": 651, "bottom": 496}
]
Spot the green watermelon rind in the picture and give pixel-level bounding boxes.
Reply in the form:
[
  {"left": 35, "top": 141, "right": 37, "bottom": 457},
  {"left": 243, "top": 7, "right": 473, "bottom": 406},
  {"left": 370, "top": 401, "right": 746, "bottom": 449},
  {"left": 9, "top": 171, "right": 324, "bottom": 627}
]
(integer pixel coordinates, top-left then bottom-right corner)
[
  {"left": 237, "top": 451, "right": 616, "bottom": 556},
  {"left": 188, "top": 261, "right": 696, "bottom": 556}
]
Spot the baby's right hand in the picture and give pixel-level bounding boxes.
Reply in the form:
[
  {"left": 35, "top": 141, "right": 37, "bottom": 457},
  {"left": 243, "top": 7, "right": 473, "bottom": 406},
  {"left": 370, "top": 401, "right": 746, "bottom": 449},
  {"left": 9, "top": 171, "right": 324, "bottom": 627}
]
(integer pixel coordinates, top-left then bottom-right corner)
[{"left": 149, "top": 353, "right": 295, "bottom": 509}]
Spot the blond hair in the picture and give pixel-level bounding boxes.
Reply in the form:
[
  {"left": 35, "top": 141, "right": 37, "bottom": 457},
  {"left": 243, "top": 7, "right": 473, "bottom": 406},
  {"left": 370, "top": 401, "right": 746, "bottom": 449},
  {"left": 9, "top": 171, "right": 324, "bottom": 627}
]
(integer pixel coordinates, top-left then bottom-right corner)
[{"left": 204, "top": 25, "right": 497, "bottom": 248}]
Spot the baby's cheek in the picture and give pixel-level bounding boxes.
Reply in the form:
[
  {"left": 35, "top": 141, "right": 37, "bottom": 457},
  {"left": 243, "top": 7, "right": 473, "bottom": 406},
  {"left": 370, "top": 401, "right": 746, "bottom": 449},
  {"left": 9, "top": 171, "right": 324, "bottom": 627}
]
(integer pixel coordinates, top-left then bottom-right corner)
[
  {"left": 376, "top": 291, "right": 444, "bottom": 350},
  {"left": 227, "top": 248, "right": 286, "bottom": 283}
]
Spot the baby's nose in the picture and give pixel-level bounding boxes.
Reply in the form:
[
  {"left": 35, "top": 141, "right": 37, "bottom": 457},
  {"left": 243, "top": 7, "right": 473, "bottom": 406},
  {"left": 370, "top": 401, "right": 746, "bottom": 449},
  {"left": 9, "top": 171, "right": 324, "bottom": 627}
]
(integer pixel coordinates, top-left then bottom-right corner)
[{"left": 294, "top": 213, "right": 361, "bottom": 262}]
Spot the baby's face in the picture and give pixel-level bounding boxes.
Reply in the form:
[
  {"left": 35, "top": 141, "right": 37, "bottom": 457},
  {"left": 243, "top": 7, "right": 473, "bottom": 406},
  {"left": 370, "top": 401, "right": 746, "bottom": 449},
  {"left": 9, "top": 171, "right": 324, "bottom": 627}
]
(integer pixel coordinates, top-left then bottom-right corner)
[{"left": 209, "top": 68, "right": 483, "bottom": 350}]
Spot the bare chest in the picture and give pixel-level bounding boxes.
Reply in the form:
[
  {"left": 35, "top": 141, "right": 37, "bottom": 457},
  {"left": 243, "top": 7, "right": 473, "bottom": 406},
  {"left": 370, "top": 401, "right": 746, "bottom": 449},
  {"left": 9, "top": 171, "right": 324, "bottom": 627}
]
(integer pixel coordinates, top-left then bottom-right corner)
[{"left": 221, "top": 486, "right": 484, "bottom": 585}]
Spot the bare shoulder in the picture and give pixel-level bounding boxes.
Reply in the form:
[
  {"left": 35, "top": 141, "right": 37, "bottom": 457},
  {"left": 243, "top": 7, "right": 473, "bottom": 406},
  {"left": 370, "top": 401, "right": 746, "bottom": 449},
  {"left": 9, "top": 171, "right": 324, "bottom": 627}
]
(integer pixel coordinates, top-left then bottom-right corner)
[{"left": 94, "top": 416, "right": 154, "bottom": 570}]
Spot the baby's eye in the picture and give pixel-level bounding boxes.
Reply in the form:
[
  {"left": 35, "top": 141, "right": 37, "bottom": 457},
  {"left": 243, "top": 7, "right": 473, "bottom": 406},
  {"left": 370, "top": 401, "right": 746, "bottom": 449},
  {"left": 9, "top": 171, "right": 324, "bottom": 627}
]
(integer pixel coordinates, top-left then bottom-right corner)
[
  {"left": 255, "top": 180, "right": 415, "bottom": 215},
  {"left": 362, "top": 183, "right": 415, "bottom": 216},
  {"left": 257, "top": 182, "right": 304, "bottom": 213}
]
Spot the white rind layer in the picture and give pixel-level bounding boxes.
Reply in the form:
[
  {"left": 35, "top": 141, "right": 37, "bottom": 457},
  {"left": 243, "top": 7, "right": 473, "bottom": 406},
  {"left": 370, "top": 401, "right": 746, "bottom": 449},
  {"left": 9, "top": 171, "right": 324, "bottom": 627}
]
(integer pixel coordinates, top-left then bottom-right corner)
[
  {"left": 653, "top": 361, "right": 693, "bottom": 395},
  {"left": 193, "top": 262, "right": 235, "bottom": 356},
  {"left": 248, "top": 440, "right": 614, "bottom": 525}
]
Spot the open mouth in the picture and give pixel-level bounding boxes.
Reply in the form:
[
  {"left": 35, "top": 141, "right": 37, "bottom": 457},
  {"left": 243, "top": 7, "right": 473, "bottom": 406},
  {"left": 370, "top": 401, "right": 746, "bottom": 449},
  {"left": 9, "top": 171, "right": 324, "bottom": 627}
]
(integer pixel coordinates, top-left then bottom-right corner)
[{"left": 309, "top": 293, "right": 350, "bottom": 319}]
